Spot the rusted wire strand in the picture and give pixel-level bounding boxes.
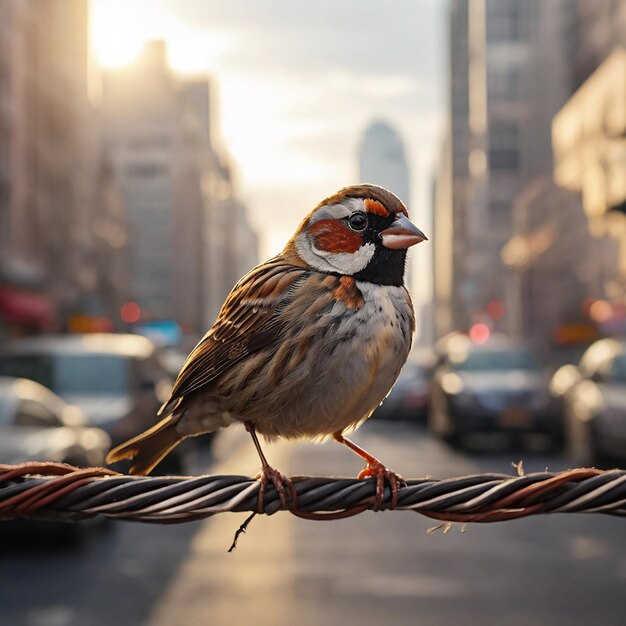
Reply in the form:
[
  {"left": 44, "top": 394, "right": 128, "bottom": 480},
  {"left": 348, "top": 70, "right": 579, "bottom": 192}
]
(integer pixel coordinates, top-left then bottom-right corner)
[{"left": 1, "top": 463, "right": 625, "bottom": 525}]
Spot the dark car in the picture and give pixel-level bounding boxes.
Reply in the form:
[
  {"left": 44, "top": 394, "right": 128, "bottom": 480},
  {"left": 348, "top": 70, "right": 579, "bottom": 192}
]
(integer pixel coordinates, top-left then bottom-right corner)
[
  {"left": 551, "top": 338, "right": 626, "bottom": 466},
  {"left": 0, "top": 376, "right": 111, "bottom": 544},
  {"left": 0, "top": 334, "right": 183, "bottom": 473},
  {"left": 429, "top": 335, "right": 560, "bottom": 449},
  {"left": 373, "top": 359, "right": 432, "bottom": 422}
]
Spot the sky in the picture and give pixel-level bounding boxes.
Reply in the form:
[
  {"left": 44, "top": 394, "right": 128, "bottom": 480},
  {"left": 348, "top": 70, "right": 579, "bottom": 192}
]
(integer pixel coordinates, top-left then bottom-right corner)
[{"left": 90, "top": 0, "right": 447, "bottom": 306}]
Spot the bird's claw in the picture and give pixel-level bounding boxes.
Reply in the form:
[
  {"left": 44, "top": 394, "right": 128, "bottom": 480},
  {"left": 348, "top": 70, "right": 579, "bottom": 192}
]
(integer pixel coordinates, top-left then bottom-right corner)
[
  {"left": 358, "top": 462, "right": 405, "bottom": 511},
  {"left": 254, "top": 465, "right": 297, "bottom": 513}
]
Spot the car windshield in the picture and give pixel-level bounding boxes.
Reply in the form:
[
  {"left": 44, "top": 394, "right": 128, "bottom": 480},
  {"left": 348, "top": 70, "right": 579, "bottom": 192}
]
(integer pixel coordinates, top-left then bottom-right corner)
[
  {"left": 0, "top": 354, "right": 129, "bottom": 395},
  {"left": 452, "top": 348, "right": 540, "bottom": 372},
  {"left": 609, "top": 355, "right": 626, "bottom": 383}
]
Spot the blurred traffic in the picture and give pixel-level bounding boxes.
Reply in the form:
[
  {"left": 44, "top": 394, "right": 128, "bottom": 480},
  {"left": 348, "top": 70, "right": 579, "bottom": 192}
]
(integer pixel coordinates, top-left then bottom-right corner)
[
  {"left": 0, "top": 376, "right": 110, "bottom": 467},
  {"left": 0, "top": 333, "right": 195, "bottom": 474},
  {"left": 0, "top": 375, "right": 110, "bottom": 543},
  {"left": 428, "top": 334, "right": 560, "bottom": 450},
  {"left": 552, "top": 338, "right": 626, "bottom": 467}
]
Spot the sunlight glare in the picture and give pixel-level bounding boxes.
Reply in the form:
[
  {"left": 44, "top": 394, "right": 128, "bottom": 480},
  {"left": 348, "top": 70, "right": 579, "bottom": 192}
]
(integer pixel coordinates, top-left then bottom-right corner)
[
  {"left": 90, "top": 0, "right": 165, "bottom": 68},
  {"left": 168, "top": 31, "right": 234, "bottom": 75}
]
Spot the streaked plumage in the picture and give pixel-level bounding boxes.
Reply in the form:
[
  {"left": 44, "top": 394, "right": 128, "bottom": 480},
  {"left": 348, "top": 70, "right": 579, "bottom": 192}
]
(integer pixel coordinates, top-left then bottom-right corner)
[{"left": 107, "top": 184, "right": 426, "bottom": 489}]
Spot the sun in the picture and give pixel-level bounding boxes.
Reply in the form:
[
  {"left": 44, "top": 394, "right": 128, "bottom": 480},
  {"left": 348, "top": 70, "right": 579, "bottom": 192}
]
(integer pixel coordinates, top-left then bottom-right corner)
[{"left": 89, "top": 0, "right": 160, "bottom": 68}]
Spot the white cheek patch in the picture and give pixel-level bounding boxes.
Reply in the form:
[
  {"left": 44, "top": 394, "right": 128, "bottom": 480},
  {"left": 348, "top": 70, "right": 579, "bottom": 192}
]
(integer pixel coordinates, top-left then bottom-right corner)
[{"left": 296, "top": 235, "right": 375, "bottom": 275}]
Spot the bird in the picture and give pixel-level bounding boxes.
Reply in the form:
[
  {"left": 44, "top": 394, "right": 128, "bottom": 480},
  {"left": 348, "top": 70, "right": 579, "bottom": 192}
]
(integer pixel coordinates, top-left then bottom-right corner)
[{"left": 107, "top": 184, "right": 427, "bottom": 511}]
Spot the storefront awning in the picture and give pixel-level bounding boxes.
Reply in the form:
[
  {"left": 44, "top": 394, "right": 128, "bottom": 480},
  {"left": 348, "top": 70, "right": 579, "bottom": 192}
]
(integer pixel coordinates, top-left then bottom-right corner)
[{"left": 0, "top": 287, "right": 55, "bottom": 328}]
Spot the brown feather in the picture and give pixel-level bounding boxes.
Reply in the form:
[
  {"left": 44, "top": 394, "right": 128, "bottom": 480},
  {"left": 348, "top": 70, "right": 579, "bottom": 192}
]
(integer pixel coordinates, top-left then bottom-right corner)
[
  {"left": 308, "top": 219, "right": 362, "bottom": 253},
  {"left": 314, "top": 184, "right": 408, "bottom": 216},
  {"left": 333, "top": 276, "right": 365, "bottom": 309},
  {"left": 106, "top": 414, "right": 184, "bottom": 476},
  {"left": 163, "top": 260, "right": 308, "bottom": 402},
  {"left": 364, "top": 198, "right": 390, "bottom": 217}
]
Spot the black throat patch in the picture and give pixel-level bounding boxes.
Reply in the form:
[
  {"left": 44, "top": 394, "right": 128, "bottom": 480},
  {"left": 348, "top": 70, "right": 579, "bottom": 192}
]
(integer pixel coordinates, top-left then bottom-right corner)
[
  {"left": 347, "top": 211, "right": 407, "bottom": 287},
  {"left": 353, "top": 245, "right": 407, "bottom": 286}
]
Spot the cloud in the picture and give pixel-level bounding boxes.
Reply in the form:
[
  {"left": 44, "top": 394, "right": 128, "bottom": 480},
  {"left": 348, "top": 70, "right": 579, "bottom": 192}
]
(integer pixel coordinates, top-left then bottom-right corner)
[
  {"left": 163, "top": 0, "right": 442, "bottom": 65},
  {"left": 113, "top": 0, "right": 447, "bottom": 263}
]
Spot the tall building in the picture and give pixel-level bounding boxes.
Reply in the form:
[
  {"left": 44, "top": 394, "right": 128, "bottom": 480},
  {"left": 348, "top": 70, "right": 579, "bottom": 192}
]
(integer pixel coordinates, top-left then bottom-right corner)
[
  {"left": 564, "top": 0, "right": 626, "bottom": 93},
  {"left": 553, "top": 48, "right": 626, "bottom": 295},
  {"left": 178, "top": 81, "right": 258, "bottom": 327},
  {"left": 433, "top": 0, "right": 470, "bottom": 338},
  {"left": 102, "top": 42, "right": 182, "bottom": 326},
  {"left": 358, "top": 121, "right": 410, "bottom": 206},
  {"left": 101, "top": 42, "right": 258, "bottom": 336},
  {"left": 527, "top": 1, "right": 626, "bottom": 345},
  {"left": 433, "top": 0, "right": 572, "bottom": 340},
  {"left": 0, "top": 0, "right": 128, "bottom": 340}
]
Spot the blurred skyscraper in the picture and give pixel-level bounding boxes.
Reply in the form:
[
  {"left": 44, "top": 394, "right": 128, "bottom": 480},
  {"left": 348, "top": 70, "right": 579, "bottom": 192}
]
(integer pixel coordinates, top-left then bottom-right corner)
[
  {"left": 359, "top": 121, "right": 410, "bottom": 206},
  {"left": 179, "top": 81, "right": 258, "bottom": 327},
  {"left": 564, "top": 0, "right": 626, "bottom": 93},
  {"left": 434, "top": 0, "right": 578, "bottom": 346},
  {"left": 102, "top": 42, "right": 193, "bottom": 329},
  {"left": 552, "top": 1, "right": 626, "bottom": 330},
  {"left": 0, "top": 0, "right": 129, "bottom": 341},
  {"left": 101, "top": 41, "right": 257, "bottom": 337}
]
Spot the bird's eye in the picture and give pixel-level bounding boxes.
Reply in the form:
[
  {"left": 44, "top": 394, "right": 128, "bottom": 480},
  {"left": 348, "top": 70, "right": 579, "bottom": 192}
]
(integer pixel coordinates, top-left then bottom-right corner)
[{"left": 348, "top": 212, "right": 368, "bottom": 231}]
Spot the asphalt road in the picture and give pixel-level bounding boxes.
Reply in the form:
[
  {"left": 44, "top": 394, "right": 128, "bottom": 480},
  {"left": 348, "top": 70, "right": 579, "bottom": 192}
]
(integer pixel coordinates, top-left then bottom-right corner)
[{"left": 1, "top": 421, "right": 625, "bottom": 626}]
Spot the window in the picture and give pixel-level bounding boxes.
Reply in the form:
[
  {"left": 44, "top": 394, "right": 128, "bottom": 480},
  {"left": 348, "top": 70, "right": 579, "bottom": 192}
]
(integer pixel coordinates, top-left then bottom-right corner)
[
  {"left": 53, "top": 355, "right": 130, "bottom": 395},
  {"left": 126, "top": 162, "right": 167, "bottom": 179},
  {"left": 128, "top": 135, "right": 170, "bottom": 150},
  {"left": 0, "top": 354, "right": 130, "bottom": 395},
  {"left": 609, "top": 355, "right": 626, "bottom": 383},
  {"left": 453, "top": 348, "right": 539, "bottom": 373},
  {"left": 486, "top": 0, "right": 530, "bottom": 42},
  {"left": 490, "top": 201, "right": 512, "bottom": 227},
  {"left": 489, "top": 120, "right": 519, "bottom": 171},
  {"left": 0, "top": 355, "right": 54, "bottom": 389},
  {"left": 487, "top": 67, "right": 519, "bottom": 101}
]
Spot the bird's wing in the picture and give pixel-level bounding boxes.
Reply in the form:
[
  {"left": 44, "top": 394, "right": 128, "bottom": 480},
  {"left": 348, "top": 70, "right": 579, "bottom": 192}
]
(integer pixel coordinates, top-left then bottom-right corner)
[{"left": 162, "top": 259, "right": 309, "bottom": 407}]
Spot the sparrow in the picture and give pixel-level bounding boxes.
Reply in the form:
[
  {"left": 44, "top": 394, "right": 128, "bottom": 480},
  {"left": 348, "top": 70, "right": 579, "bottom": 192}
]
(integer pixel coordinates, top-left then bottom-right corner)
[{"left": 107, "top": 184, "right": 427, "bottom": 511}]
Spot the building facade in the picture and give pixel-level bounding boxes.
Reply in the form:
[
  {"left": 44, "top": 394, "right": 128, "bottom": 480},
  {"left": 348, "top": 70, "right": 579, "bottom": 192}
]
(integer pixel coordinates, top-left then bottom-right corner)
[
  {"left": 358, "top": 120, "right": 410, "bottom": 206},
  {"left": 564, "top": 0, "right": 626, "bottom": 93},
  {"left": 0, "top": 0, "right": 129, "bottom": 340},
  {"left": 101, "top": 42, "right": 258, "bottom": 337},
  {"left": 553, "top": 48, "right": 626, "bottom": 299},
  {"left": 434, "top": 0, "right": 573, "bottom": 340}
]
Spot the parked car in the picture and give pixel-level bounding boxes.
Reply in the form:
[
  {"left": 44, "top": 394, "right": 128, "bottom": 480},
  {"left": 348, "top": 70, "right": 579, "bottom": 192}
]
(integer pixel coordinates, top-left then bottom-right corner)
[
  {"left": 0, "top": 376, "right": 110, "bottom": 466},
  {"left": 551, "top": 338, "right": 626, "bottom": 466},
  {"left": 373, "top": 359, "right": 432, "bottom": 422},
  {"left": 0, "top": 334, "right": 183, "bottom": 474},
  {"left": 0, "top": 376, "right": 111, "bottom": 544},
  {"left": 429, "top": 335, "right": 560, "bottom": 449}
]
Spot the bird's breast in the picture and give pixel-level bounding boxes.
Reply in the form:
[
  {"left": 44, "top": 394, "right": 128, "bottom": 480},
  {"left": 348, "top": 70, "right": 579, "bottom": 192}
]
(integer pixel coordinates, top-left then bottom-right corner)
[
  {"left": 343, "top": 282, "right": 415, "bottom": 389},
  {"left": 199, "top": 279, "right": 415, "bottom": 440},
  {"left": 259, "top": 281, "right": 414, "bottom": 438}
]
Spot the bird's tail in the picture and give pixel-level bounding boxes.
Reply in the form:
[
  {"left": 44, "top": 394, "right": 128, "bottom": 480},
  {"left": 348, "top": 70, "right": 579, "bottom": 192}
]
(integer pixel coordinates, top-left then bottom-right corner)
[{"left": 106, "top": 413, "right": 184, "bottom": 476}]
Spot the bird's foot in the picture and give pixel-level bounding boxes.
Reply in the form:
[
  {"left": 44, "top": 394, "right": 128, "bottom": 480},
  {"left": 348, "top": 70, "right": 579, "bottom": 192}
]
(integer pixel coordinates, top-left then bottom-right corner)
[
  {"left": 254, "top": 465, "right": 297, "bottom": 513},
  {"left": 358, "top": 462, "right": 405, "bottom": 511}
]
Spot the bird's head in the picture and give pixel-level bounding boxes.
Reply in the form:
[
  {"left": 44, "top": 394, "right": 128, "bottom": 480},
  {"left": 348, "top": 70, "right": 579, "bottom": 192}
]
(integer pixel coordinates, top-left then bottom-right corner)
[{"left": 285, "top": 184, "right": 427, "bottom": 286}]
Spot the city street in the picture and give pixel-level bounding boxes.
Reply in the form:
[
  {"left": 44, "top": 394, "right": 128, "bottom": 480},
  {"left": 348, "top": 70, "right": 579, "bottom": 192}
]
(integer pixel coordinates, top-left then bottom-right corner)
[{"left": 1, "top": 421, "right": 625, "bottom": 626}]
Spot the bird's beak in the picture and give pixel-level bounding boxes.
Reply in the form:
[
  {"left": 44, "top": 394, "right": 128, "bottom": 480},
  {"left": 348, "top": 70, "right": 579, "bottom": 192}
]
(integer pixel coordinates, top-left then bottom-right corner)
[{"left": 380, "top": 214, "right": 428, "bottom": 249}]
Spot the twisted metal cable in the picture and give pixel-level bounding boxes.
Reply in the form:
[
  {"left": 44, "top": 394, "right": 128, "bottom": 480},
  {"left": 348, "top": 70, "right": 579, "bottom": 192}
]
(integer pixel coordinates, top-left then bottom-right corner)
[{"left": 1, "top": 463, "right": 625, "bottom": 526}]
